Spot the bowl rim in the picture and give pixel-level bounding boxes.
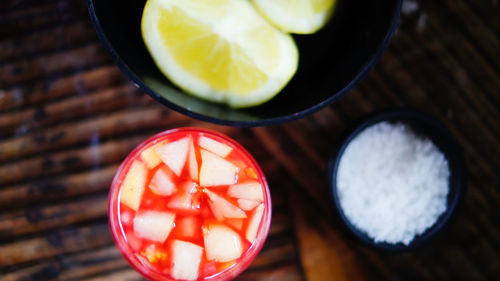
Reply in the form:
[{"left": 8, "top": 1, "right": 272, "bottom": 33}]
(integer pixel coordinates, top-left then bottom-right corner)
[
  {"left": 86, "top": 0, "right": 403, "bottom": 127},
  {"left": 327, "top": 108, "right": 466, "bottom": 251}
]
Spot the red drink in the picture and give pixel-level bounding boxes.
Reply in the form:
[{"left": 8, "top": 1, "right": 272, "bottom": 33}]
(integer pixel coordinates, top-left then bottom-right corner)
[{"left": 109, "top": 128, "right": 271, "bottom": 281}]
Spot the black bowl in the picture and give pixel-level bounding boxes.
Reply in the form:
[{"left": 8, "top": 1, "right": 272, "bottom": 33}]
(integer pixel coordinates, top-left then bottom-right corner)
[
  {"left": 328, "top": 109, "right": 466, "bottom": 251},
  {"left": 87, "top": 0, "right": 402, "bottom": 126}
]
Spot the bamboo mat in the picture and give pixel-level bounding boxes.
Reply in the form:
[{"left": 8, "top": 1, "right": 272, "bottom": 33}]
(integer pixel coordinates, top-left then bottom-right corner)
[{"left": 0, "top": 0, "right": 499, "bottom": 280}]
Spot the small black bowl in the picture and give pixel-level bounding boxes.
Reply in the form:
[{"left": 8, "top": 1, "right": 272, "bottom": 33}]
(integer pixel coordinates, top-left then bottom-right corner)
[
  {"left": 328, "top": 109, "right": 466, "bottom": 251},
  {"left": 86, "top": 0, "right": 402, "bottom": 126}
]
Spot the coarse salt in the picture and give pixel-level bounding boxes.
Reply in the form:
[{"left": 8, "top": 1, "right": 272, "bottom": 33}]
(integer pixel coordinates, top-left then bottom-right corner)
[{"left": 337, "top": 122, "right": 449, "bottom": 245}]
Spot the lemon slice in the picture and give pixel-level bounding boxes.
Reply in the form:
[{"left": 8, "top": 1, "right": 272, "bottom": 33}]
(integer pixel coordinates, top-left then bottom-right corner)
[
  {"left": 251, "top": 0, "right": 337, "bottom": 34},
  {"left": 141, "top": 0, "right": 298, "bottom": 108}
]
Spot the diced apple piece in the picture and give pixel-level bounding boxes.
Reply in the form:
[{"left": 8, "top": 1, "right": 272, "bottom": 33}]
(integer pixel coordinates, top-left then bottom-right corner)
[
  {"left": 149, "top": 166, "right": 176, "bottom": 196},
  {"left": 133, "top": 211, "right": 175, "bottom": 243},
  {"left": 141, "top": 244, "right": 168, "bottom": 264},
  {"left": 188, "top": 137, "right": 199, "bottom": 181},
  {"left": 198, "top": 136, "right": 233, "bottom": 157},
  {"left": 246, "top": 204, "right": 265, "bottom": 243},
  {"left": 207, "top": 200, "right": 224, "bottom": 221},
  {"left": 244, "top": 167, "right": 258, "bottom": 180},
  {"left": 140, "top": 142, "right": 165, "bottom": 169},
  {"left": 125, "top": 230, "right": 143, "bottom": 252},
  {"left": 199, "top": 150, "right": 238, "bottom": 186},
  {"left": 167, "top": 182, "right": 200, "bottom": 215},
  {"left": 155, "top": 137, "right": 190, "bottom": 176},
  {"left": 225, "top": 218, "right": 244, "bottom": 231},
  {"left": 120, "top": 160, "right": 148, "bottom": 211},
  {"left": 171, "top": 240, "right": 204, "bottom": 281},
  {"left": 121, "top": 211, "right": 133, "bottom": 225},
  {"left": 204, "top": 189, "right": 246, "bottom": 220},
  {"left": 176, "top": 216, "right": 200, "bottom": 239},
  {"left": 237, "top": 199, "right": 260, "bottom": 211},
  {"left": 203, "top": 224, "right": 243, "bottom": 262},
  {"left": 200, "top": 261, "right": 217, "bottom": 277},
  {"left": 227, "top": 181, "right": 264, "bottom": 202}
]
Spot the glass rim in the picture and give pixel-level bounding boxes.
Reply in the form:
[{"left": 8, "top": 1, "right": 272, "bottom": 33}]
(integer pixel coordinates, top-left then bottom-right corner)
[{"left": 108, "top": 127, "right": 272, "bottom": 281}]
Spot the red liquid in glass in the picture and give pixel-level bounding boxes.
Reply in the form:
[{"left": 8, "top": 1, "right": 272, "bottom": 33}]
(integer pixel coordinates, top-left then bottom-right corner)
[{"left": 109, "top": 128, "right": 271, "bottom": 281}]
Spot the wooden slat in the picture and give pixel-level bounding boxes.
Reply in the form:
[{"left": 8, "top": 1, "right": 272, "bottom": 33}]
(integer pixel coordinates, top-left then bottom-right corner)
[
  {"left": 0, "top": 84, "right": 147, "bottom": 137},
  {"left": 0, "top": 223, "right": 111, "bottom": 267},
  {"left": 0, "top": 165, "right": 117, "bottom": 210},
  {"left": 0, "top": 20, "right": 97, "bottom": 63},
  {"left": 0, "top": 194, "right": 107, "bottom": 238},
  {"left": 0, "top": 1, "right": 86, "bottom": 38},
  {"left": 0, "top": 43, "right": 110, "bottom": 87},
  {"left": 434, "top": 0, "right": 500, "bottom": 70},
  {"left": 0, "top": 65, "right": 127, "bottom": 112},
  {"left": 0, "top": 246, "right": 128, "bottom": 281},
  {"left": 289, "top": 183, "right": 374, "bottom": 281},
  {"left": 79, "top": 269, "right": 143, "bottom": 281},
  {"left": 0, "top": 135, "right": 144, "bottom": 186},
  {"left": 0, "top": 106, "right": 182, "bottom": 163},
  {"left": 237, "top": 264, "right": 304, "bottom": 281}
]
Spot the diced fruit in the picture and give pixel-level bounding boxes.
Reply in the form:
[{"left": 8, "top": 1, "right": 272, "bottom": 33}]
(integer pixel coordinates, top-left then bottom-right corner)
[
  {"left": 140, "top": 142, "right": 166, "bottom": 169},
  {"left": 171, "top": 240, "right": 204, "bottom": 281},
  {"left": 125, "top": 231, "right": 143, "bottom": 252},
  {"left": 155, "top": 137, "right": 190, "bottom": 176},
  {"left": 141, "top": 244, "right": 168, "bottom": 263},
  {"left": 237, "top": 199, "right": 260, "bottom": 211},
  {"left": 203, "top": 224, "right": 243, "bottom": 262},
  {"left": 120, "top": 160, "right": 148, "bottom": 211},
  {"left": 244, "top": 167, "right": 258, "bottom": 180},
  {"left": 225, "top": 218, "right": 244, "bottom": 231},
  {"left": 200, "top": 261, "right": 217, "bottom": 277},
  {"left": 134, "top": 211, "right": 176, "bottom": 243},
  {"left": 200, "top": 150, "right": 238, "bottom": 186},
  {"left": 149, "top": 166, "right": 176, "bottom": 196},
  {"left": 204, "top": 189, "right": 246, "bottom": 220},
  {"left": 245, "top": 204, "right": 265, "bottom": 243},
  {"left": 188, "top": 137, "right": 199, "bottom": 181},
  {"left": 198, "top": 136, "right": 233, "bottom": 157},
  {"left": 176, "top": 216, "right": 200, "bottom": 239},
  {"left": 218, "top": 261, "right": 237, "bottom": 272},
  {"left": 121, "top": 211, "right": 133, "bottom": 225},
  {"left": 227, "top": 181, "right": 264, "bottom": 202},
  {"left": 167, "top": 182, "right": 200, "bottom": 215},
  {"left": 207, "top": 200, "right": 224, "bottom": 221}
]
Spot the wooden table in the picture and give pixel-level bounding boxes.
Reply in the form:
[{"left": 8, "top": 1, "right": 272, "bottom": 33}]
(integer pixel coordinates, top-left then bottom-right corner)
[{"left": 0, "top": 0, "right": 499, "bottom": 280}]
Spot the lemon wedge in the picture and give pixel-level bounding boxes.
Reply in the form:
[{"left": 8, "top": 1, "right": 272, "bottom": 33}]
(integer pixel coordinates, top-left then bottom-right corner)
[
  {"left": 141, "top": 0, "right": 298, "bottom": 108},
  {"left": 251, "top": 0, "right": 337, "bottom": 34}
]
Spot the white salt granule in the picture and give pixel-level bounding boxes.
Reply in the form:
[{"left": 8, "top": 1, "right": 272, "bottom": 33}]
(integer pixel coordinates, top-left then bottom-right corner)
[{"left": 337, "top": 122, "right": 449, "bottom": 245}]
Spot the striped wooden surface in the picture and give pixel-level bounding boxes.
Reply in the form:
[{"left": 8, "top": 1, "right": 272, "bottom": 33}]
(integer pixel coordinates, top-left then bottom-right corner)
[{"left": 0, "top": 0, "right": 499, "bottom": 280}]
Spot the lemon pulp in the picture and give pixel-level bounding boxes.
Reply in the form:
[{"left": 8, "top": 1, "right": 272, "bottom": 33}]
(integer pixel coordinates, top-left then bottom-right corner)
[
  {"left": 141, "top": 0, "right": 298, "bottom": 107},
  {"left": 251, "top": 0, "right": 337, "bottom": 34}
]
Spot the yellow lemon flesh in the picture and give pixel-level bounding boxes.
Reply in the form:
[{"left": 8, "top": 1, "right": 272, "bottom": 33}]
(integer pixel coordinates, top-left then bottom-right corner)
[
  {"left": 141, "top": 0, "right": 299, "bottom": 108},
  {"left": 251, "top": 0, "right": 337, "bottom": 34}
]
